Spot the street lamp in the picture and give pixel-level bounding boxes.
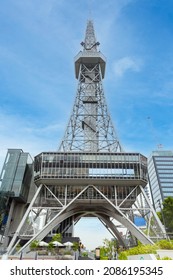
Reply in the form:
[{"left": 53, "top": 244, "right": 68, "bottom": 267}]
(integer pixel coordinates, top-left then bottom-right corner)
[{"left": 95, "top": 247, "right": 100, "bottom": 260}]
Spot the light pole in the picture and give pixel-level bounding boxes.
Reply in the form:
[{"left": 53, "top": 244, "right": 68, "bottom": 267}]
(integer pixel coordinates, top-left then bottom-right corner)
[{"left": 95, "top": 247, "right": 100, "bottom": 260}]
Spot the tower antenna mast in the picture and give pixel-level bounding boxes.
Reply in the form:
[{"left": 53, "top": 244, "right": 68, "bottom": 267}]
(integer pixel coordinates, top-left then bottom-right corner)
[{"left": 88, "top": 0, "right": 93, "bottom": 19}]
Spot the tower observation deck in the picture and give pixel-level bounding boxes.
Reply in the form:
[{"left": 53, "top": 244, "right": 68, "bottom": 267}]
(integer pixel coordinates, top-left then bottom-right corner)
[{"left": 4, "top": 20, "right": 166, "bottom": 255}]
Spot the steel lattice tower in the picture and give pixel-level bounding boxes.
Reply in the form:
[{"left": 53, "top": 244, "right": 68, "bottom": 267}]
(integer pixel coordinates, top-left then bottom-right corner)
[
  {"left": 59, "top": 20, "right": 122, "bottom": 153},
  {"left": 3, "top": 20, "right": 167, "bottom": 256}
]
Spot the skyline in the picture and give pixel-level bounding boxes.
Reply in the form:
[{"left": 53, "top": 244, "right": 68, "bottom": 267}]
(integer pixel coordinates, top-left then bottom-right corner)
[{"left": 1, "top": 0, "right": 173, "bottom": 249}]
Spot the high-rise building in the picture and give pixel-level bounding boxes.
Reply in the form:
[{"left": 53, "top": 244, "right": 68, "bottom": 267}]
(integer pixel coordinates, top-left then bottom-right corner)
[
  {"left": 148, "top": 150, "right": 173, "bottom": 211},
  {"left": 0, "top": 149, "right": 34, "bottom": 246}
]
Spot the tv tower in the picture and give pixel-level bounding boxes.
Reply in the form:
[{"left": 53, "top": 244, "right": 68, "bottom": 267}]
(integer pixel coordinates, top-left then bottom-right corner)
[
  {"left": 1, "top": 20, "right": 166, "bottom": 256},
  {"left": 59, "top": 20, "right": 122, "bottom": 153}
]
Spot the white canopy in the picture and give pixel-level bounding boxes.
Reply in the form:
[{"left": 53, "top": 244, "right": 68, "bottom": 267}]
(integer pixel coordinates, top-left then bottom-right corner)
[
  {"left": 63, "top": 241, "right": 73, "bottom": 247},
  {"left": 38, "top": 241, "right": 48, "bottom": 246},
  {"left": 51, "top": 241, "right": 63, "bottom": 247}
]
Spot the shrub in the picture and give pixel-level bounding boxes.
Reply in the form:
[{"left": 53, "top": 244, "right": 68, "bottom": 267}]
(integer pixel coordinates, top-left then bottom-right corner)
[
  {"left": 118, "top": 240, "right": 173, "bottom": 260},
  {"left": 157, "top": 255, "right": 172, "bottom": 260},
  {"left": 64, "top": 250, "right": 72, "bottom": 255},
  {"left": 156, "top": 240, "right": 173, "bottom": 250},
  {"left": 118, "top": 251, "right": 128, "bottom": 260},
  {"left": 82, "top": 252, "right": 88, "bottom": 257},
  {"left": 16, "top": 244, "right": 21, "bottom": 252},
  {"left": 118, "top": 243, "right": 157, "bottom": 259},
  {"left": 30, "top": 240, "right": 39, "bottom": 250},
  {"left": 160, "top": 256, "right": 172, "bottom": 260},
  {"left": 100, "top": 256, "right": 109, "bottom": 260}
]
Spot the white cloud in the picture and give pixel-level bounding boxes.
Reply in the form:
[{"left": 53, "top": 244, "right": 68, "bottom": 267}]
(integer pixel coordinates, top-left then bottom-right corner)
[
  {"left": 0, "top": 111, "right": 65, "bottom": 171},
  {"left": 113, "top": 56, "right": 143, "bottom": 77}
]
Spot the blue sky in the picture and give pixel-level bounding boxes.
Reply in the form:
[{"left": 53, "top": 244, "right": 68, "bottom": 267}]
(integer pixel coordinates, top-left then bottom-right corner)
[{"left": 1, "top": 0, "right": 173, "bottom": 249}]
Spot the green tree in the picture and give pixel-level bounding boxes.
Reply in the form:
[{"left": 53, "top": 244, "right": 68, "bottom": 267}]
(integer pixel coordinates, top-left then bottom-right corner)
[
  {"left": 72, "top": 242, "right": 80, "bottom": 260},
  {"left": 156, "top": 211, "right": 162, "bottom": 221},
  {"left": 51, "top": 233, "right": 62, "bottom": 242},
  {"left": 162, "top": 197, "right": 173, "bottom": 237},
  {"left": 30, "top": 240, "right": 39, "bottom": 251},
  {"left": 48, "top": 233, "right": 62, "bottom": 255},
  {"left": 72, "top": 242, "right": 79, "bottom": 252},
  {"left": 100, "top": 238, "right": 118, "bottom": 260},
  {"left": 47, "top": 241, "right": 55, "bottom": 254}
]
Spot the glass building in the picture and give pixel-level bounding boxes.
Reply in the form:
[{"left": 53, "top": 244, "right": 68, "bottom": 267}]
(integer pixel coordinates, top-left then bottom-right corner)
[
  {"left": 0, "top": 149, "right": 33, "bottom": 203},
  {"left": 148, "top": 150, "right": 173, "bottom": 211},
  {"left": 0, "top": 149, "right": 34, "bottom": 240}
]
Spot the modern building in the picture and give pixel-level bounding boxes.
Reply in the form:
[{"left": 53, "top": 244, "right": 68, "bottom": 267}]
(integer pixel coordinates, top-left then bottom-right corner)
[
  {"left": 0, "top": 149, "right": 35, "bottom": 247},
  {"left": 148, "top": 150, "right": 173, "bottom": 212}
]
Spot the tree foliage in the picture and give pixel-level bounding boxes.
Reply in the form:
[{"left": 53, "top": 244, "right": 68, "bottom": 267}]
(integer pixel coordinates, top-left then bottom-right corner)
[
  {"left": 118, "top": 240, "right": 173, "bottom": 260},
  {"left": 72, "top": 242, "right": 79, "bottom": 252},
  {"left": 162, "top": 197, "right": 173, "bottom": 237},
  {"left": 100, "top": 238, "right": 118, "bottom": 259},
  {"left": 30, "top": 240, "right": 39, "bottom": 250},
  {"left": 51, "top": 233, "right": 62, "bottom": 242}
]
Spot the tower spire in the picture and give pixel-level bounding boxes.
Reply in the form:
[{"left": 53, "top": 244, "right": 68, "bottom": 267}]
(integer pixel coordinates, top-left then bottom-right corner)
[
  {"left": 81, "top": 20, "right": 100, "bottom": 52},
  {"left": 59, "top": 20, "right": 122, "bottom": 152}
]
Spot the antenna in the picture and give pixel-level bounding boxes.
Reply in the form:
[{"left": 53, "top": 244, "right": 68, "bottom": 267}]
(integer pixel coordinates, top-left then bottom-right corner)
[
  {"left": 147, "top": 116, "right": 162, "bottom": 150},
  {"left": 157, "top": 144, "right": 163, "bottom": 150},
  {"left": 88, "top": 0, "right": 93, "bottom": 19}
]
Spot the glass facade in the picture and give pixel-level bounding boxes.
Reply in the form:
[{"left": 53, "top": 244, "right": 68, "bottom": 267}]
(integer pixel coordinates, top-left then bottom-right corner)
[
  {"left": 34, "top": 152, "right": 147, "bottom": 183},
  {"left": 33, "top": 152, "right": 147, "bottom": 208},
  {"left": 148, "top": 150, "right": 173, "bottom": 211},
  {"left": 0, "top": 149, "right": 33, "bottom": 203}
]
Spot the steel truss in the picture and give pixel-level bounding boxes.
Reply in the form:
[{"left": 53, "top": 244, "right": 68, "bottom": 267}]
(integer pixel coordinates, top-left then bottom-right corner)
[
  {"left": 6, "top": 182, "right": 166, "bottom": 255},
  {"left": 59, "top": 25, "right": 122, "bottom": 152}
]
